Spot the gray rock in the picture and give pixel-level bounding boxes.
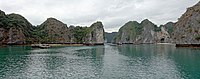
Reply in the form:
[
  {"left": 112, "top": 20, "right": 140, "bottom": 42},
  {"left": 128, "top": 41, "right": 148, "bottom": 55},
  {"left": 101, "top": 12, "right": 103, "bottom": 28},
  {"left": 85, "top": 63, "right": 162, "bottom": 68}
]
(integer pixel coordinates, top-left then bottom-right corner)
[
  {"left": 7, "top": 27, "right": 25, "bottom": 44},
  {"left": 113, "top": 19, "right": 170, "bottom": 44},
  {"left": 172, "top": 1, "right": 200, "bottom": 44}
]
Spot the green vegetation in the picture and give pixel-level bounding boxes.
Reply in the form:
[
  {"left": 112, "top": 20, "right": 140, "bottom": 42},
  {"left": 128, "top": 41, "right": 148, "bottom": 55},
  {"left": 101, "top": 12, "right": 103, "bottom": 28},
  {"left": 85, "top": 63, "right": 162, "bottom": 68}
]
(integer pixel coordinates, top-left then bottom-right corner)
[
  {"left": 0, "top": 13, "right": 33, "bottom": 36},
  {"left": 73, "top": 26, "right": 91, "bottom": 43},
  {"left": 113, "top": 21, "right": 143, "bottom": 43},
  {"left": 195, "top": 35, "right": 200, "bottom": 40}
]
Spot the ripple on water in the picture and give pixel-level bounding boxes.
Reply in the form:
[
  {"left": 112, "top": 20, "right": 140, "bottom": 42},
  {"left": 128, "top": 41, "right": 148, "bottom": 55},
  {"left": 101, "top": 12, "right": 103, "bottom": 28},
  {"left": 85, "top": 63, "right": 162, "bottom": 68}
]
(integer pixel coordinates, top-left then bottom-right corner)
[{"left": 0, "top": 45, "right": 200, "bottom": 79}]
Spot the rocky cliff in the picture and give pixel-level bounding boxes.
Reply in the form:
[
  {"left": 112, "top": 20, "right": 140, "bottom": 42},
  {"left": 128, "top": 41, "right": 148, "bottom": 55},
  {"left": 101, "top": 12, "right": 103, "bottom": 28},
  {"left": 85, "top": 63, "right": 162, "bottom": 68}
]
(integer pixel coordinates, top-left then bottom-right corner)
[
  {"left": 88, "top": 21, "right": 105, "bottom": 44},
  {"left": 172, "top": 1, "right": 200, "bottom": 44},
  {"left": 35, "top": 19, "right": 105, "bottom": 44},
  {"left": 114, "top": 21, "right": 140, "bottom": 44},
  {"left": 36, "top": 18, "right": 69, "bottom": 43},
  {"left": 160, "top": 22, "right": 175, "bottom": 36},
  {"left": 0, "top": 10, "right": 33, "bottom": 44},
  {"left": 69, "top": 21, "right": 105, "bottom": 44},
  {"left": 0, "top": 10, "right": 105, "bottom": 45},
  {"left": 113, "top": 19, "right": 171, "bottom": 44}
]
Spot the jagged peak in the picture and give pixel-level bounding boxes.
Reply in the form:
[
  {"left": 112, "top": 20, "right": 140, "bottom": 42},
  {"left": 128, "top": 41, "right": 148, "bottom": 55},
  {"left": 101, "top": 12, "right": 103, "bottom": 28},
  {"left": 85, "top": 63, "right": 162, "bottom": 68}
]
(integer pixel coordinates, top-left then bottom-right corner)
[
  {"left": 0, "top": 10, "right": 6, "bottom": 16},
  {"left": 142, "top": 19, "right": 150, "bottom": 22},
  {"left": 140, "top": 19, "right": 155, "bottom": 25},
  {"left": 43, "top": 17, "right": 66, "bottom": 25},
  {"left": 93, "top": 21, "right": 103, "bottom": 25},
  {"left": 90, "top": 21, "right": 104, "bottom": 28}
]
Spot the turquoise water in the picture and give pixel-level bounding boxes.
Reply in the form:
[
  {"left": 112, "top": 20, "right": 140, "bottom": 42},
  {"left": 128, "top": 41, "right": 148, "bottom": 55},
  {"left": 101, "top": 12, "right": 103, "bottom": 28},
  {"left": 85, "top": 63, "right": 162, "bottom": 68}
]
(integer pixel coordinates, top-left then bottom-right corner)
[{"left": 0, "top": 44, "right": 200, "bottom": 79}]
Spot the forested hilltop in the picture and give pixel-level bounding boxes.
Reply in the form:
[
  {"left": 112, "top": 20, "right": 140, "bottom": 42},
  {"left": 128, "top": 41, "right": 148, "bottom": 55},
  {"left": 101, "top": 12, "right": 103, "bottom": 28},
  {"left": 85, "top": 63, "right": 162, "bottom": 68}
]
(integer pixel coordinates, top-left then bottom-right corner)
[
  {"left": 111, "top": 1, "right": 200, "bottom": 44},
  {"left": 0, "top": 10, "right": 104, "bottom": 45}
]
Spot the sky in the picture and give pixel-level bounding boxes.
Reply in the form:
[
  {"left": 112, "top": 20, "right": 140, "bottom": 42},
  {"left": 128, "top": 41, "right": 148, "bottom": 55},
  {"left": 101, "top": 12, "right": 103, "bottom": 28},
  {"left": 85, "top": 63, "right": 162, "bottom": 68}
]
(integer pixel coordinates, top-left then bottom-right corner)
[{"left": 0, "top": 0, "right": 199, "bottom": 32}]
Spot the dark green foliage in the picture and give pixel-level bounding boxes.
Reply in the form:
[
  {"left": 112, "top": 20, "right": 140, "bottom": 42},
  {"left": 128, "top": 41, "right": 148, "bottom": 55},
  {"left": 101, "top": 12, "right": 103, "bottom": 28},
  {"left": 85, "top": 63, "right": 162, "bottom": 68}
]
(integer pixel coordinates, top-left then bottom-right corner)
[
  {"left": 113, "top": 21, "right": 143, "bottom": 43},
  {"left": 163, "top": 22, "right": 175, "bottom": 34},
  {"left": 195, "top": 35, "right": 200, "bottom": 40},
  {"left": 31, "top": 26, "right": 48, "bottom": 43},
  {"left": 154, "top": 25, "right": 161, "bottom": 32},
  {"left": 7, "top": 14, "right": 33, "bottom": 37},
  {"left": 0, "top": 10, "right": 35, "bottom": 43},
  {"left": 0, "top": 13, "right": 33, "bottom": 36},
  {"left": 73, "top": 26, "right": 91, "bottom": 43},
  {"left": 198, "top": 20, "right": 200, "bottom": 23}
]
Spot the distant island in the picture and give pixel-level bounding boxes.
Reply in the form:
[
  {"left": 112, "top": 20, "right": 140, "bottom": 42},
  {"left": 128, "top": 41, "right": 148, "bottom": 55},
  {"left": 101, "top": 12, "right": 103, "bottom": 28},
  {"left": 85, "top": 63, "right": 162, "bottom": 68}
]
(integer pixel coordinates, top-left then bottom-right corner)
[
  {"left": 107, "top": 1, "right": 200, "bottom": 46},
  {"left": 0, "top": 1, "right": 200, "bottom": 46}
]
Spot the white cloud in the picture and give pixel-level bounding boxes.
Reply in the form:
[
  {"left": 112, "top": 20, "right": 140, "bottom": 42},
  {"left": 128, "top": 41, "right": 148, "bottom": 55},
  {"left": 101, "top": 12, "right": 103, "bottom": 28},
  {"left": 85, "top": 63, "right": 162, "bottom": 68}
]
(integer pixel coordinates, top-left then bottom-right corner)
[{"left": 0, "top": 0, "right": 199, "bottom": 32}]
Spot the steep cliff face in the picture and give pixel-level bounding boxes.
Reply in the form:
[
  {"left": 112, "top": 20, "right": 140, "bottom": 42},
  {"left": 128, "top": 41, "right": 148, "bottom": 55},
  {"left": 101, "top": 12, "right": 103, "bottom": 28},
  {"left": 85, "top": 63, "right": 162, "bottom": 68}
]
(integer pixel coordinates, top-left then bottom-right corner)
[
  {"left": 154, "top": 27, "right": 171, "bottom": 43},
  {"left": 7, "top": 27, "right": 25, "bottom": 44},
  {"left": 138, "top": 19, "right": 158, "bottom": 43},
  {"left": 37, "top": 18, "right": 69, "bottom": 43},
  {"left": 114, "top": 21, "right": 141, "bottom": 44},
  {"left": 88, "top": 21, "right": 105, "bottom": 44},
  {"left": 0, "top": 10, "right": 32, "bottom": 44},
  {"left": 161, "top": 22, "right": 175, "bottom": 36},
  {"left": 113, "top": 19, "right": 170, "bottom": 44},
  {"left": 0, "top": 28, "right": 8, "bottom": 44},
  {"left": 37, "top": 20, "right": 105, "bottom": 44},
  {"left": 172, "top": 1, "right": 200, "bottom": 44},
  {"left": 0, "top": 10, "right": 105, "bottom": 45}
]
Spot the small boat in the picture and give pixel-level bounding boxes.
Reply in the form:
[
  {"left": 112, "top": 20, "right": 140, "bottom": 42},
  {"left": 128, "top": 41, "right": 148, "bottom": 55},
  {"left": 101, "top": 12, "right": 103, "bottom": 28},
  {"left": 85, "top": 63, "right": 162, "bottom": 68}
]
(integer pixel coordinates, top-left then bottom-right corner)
[
  {"left": 117, "top": 42, "right": 122, "bottom": 45},
  {"left": 31, "top": 44, "right": 51, "bottom": 49}
]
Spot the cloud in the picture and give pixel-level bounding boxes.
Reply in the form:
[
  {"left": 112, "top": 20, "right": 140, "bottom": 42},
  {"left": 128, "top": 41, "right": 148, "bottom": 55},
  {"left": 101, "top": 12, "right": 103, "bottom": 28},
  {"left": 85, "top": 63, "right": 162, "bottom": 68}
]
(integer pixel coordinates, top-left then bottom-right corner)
[{"left": 0, "top": 0, "right": 199, "bottom": 32}]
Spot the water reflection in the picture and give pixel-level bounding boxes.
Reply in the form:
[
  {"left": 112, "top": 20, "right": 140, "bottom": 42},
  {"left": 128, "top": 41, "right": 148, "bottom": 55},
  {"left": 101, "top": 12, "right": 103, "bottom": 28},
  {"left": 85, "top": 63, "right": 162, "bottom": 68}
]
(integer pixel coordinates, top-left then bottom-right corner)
[{"left": 0, "top": 45, "right": 200, "bottom": 79}]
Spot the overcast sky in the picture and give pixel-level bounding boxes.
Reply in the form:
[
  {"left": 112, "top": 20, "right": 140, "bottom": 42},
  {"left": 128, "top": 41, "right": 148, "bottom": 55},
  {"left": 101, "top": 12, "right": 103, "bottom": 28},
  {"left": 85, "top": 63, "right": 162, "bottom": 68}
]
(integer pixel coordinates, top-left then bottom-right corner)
[{"left": 0, "top": 0, "right": 199, "bottom": 32}]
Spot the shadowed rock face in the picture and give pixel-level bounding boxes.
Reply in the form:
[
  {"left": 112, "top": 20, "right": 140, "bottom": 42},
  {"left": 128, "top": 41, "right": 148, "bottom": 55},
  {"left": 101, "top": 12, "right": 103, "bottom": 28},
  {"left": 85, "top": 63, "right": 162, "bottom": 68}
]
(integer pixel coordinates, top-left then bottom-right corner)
[
  {"left": 37, "top": 18, "right": 105, "bottom": 44},
  {"left": 113, "top": 19, "right": 171, "bottom": 44},
  {"left": 161, "top": 22, "right": 175, "bottom": 36},
  {"left": 172, "top": 1, "right": 200, "bottom": 44},
  {"left": 8, "top": 27, "right": 25, "bottom": 44},
  {"left": 0, "top": 10, "right": 31, "bottom": 45},
  {"left": 114, "top": 21, "right": 140, "bottom": 44},
  {"left": 154, "top": 27, "right": 171, "bottom": 43},
  {"left": 0, "top": 27, "right": 25, "bottom": 45},
  {"left": 88, "top": 21, "right": 105, "bottom": 44},
  {"left": 139, "top": 19, "right": 157, "bottom": 43},
  {"left": 39, "top": 18, "right": 69, "bottom": 43},
  {"left": 0, "top": 10, "right": 105, "bottom": 45}
]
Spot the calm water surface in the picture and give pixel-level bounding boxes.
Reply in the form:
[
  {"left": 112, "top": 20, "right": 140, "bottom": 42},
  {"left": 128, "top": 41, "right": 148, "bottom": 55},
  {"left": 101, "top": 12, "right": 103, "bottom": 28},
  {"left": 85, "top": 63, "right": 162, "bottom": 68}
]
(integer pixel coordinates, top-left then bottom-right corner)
[{"left": 0, "top": 44, "right": 200, "bottom": 79}]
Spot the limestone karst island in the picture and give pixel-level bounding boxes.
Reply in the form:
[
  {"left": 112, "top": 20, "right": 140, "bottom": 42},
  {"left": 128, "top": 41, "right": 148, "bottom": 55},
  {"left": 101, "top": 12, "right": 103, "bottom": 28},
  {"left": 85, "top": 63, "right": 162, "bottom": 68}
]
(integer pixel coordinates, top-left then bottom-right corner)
[{"left": 0, "top": 0, "right": 200, "bottom": 79}]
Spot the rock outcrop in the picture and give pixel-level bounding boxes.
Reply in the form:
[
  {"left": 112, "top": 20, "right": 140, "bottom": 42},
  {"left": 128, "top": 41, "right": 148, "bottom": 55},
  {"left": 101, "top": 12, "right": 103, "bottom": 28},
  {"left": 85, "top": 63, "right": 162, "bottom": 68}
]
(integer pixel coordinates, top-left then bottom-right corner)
[
  {"left": 161, "top": 22, "right": 175, "bottom": 36},
  {"left": 37, "top": 18, "right": 69, "bottom": 43},
  {"left": 7, "top": 27, "right": 25, "bottom": 44},
  {"left": 114, "top": 21, "right": 140, "bottom": 44},
  {"left": 172, "top": 1, "right": 200, "bottom": 44},
  {"left": 0, "top": 10, "right": 105, "bottom": 45},
  {"left": 36, "top": 19, "right": 105, "bottom": 44},
  {"left": 113, "top": 19, "right": 171, "bottom": 44},
  {"left": 87, "top": 21, "right": 105, "bottom": 44},
  {"left": 154, "top": 27, "right": 171, "bottom": 43},
  {"left": 0, "top": 10, "right": 32, "bottom": 44}
]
